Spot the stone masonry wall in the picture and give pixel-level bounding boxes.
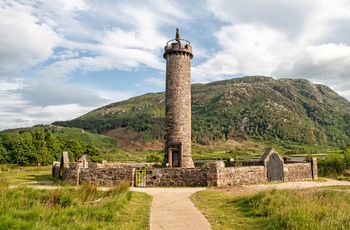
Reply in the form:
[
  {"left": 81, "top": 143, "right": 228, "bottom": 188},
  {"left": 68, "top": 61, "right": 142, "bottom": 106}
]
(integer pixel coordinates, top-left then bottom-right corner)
[
  {"left": 94, "top": 162, "right": 156, "bottom": 169},
  {"left": 145, "top": 168, "right": 207, "bottom": 187},
  {"left": 163, "top": 41, "right": 194, "bottom": 168},
  {"left": 52, "top": 162, "right": 60, "bottom": 179},
  {"left": 216, "top": 166, "right": 267, "bottom": 186},
  {"left": 54, "top": 157, "right": 317, "bottom": 187},
  {"left": 283, "top": 163, "right": 313, "bottom": 181},
  {"left": 205, "top": 161, "right": 224, "bottom": 186},
  {"left": 79, "top": 168, "right": 134, "bottom": 186},
  {"left": 61, "top": 163, "right": 80, "bottom": 185}
]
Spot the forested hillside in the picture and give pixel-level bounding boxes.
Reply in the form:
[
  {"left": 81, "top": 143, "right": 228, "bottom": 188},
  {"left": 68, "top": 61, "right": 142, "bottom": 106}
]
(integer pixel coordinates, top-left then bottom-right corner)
[
  {"left": 53, "top": 76, "right": 350, "bottom": 149},
  {"left": 0, "top": 126, "right": 115, "bottom": 165}
]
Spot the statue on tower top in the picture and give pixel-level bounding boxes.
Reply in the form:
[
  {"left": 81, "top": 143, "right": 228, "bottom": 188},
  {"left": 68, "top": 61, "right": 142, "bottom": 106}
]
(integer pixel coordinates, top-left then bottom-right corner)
[{"left": 176, "top": 28, "right": 181, "bottom": 46}]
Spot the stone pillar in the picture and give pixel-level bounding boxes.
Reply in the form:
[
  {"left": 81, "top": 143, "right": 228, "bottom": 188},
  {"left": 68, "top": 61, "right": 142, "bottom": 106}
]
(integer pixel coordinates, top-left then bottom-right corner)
[
  {"left": 162, "top": 29, "right": 194, "bottom": 168},
  {"left": 311, "top": 157, "right": 318, "bottom": 180}
]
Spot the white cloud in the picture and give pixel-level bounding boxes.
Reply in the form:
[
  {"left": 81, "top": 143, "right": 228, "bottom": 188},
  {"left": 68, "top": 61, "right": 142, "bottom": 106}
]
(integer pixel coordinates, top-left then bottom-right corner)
[
  {"left": 144, "top": 77, "right": 165, "bottom": 87},
  {"left": 0, "top": 78, "right": 114, "bottom": 130},
  {"left": 14, "top": 79, "right": 110, "bottom": 107},
  {"left": 0, "top": 1, "right": 60, "bottom": 76},
  {"left": 199, "top": 0, "right": 350, "bottom": 102},
  {"left": 44, "top": 0, "right": 89, "bottom": 11},
  {"left": 273, "top": 43, "right": 350, "bottom": 91},
  {"left": 0, "top": 104, "right": 95, "bottom": 131},
  {"left": 2, "top": 0, "right": 350, "bottom": 131}
]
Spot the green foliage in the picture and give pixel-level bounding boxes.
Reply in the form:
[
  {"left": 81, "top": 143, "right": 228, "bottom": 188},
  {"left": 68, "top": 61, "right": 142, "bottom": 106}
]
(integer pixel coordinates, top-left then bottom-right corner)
[
  {"left": 84, "top": 143, "right": 103, "bottom": 162},
  {"left": 65, "top": 139, "right": 85, "bottom": 161},
  {"left": 0, "top": 144, "right": 8, "bottom": 164},
  {"left": 52, "top": 127, "right": 117, "bottom": 148},
  {"left": 284, "top": 147, "right": 318, "bottom": 156},
  {"left": 0, "top": 180, "right": 151, "bottom": 229},
  {"left": 146, "top": 153, "right": 162, "bottom": 163},
  {"left": 0, "top": 126, "right": 113, "bottom": 166},
  {"left": 318, "top": 154, "right": 346, "bottom": 176},
  {"left": 9, "top": 132, "right": 38, "bottom": 166},
  {"left": 318, "top": 148, "right": 350, "bottom": 177},
  {"left": 53, "top": 76, "right": 350, "bottom": 148},
  {"left": 191, "top": 188, "right": 350, "bottom": 230},
  {"left": 45, "top": 130, "right": 62, "bottom": 161}
]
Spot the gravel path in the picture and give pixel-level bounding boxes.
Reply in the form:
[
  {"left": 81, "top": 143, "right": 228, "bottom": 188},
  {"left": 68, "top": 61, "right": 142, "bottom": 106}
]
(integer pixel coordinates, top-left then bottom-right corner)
[
  {"left": 131, "top": 179, "right": 350, "bottom": 230},
  {"left": 131, "top": 187, "right": 212, "bottom": 230}
]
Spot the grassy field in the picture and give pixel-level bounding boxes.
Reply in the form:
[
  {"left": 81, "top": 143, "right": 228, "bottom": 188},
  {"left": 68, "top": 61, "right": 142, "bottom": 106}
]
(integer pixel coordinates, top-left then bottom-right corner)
[
  {"left": 191, "top": 188, "right": 350, "bottom": 230},
  {"left": 0, "top": 165, "right": 152, "bottom": 230},
  {"left": 53, "top": 127, "right": 117, "bottom": 148},
  {"left": 0, "top": 165, "right": 57, "bottom": 185},
  {"left": 103, "top": 149, "right": 163, "bottom": 163}
]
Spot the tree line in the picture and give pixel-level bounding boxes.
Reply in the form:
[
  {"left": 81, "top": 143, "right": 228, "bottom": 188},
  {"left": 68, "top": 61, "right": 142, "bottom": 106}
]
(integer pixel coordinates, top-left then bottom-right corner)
[{"left": 0, "top": 128, "right": 102, "bottom": 166}]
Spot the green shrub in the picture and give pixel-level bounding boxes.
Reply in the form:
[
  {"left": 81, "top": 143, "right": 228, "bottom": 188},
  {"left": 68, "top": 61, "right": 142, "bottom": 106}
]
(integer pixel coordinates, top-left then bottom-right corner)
[
  {"left": 318, "top": 154, "right": 347, "bottom": 176},
  {"left": 146, "top": 153, "right": 162, "bottom": 163}
]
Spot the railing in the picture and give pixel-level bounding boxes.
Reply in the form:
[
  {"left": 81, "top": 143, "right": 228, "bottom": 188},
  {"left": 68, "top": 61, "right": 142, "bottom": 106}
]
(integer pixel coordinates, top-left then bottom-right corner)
[
  {"left": 165, "top": 38, "right": 191, "bottom": 47},
  {"left": 135, "top": 169, "right": 146, "bottom": 187}
]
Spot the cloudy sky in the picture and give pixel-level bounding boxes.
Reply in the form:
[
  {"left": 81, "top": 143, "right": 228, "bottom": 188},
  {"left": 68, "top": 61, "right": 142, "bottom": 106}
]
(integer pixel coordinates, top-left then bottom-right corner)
[{"left": 1, "top": 0, "right": 350, "bottom": 131}]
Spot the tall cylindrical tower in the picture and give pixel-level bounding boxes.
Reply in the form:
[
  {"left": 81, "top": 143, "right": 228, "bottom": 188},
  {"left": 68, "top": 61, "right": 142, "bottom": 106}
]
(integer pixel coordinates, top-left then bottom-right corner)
[{"left": 162, "top": 29, "right": 194, "bottom": 168}]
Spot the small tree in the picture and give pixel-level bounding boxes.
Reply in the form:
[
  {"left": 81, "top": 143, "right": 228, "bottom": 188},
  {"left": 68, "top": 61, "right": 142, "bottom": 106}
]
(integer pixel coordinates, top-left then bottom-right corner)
[
  {"left": 84, "top": 143, "right": 102, "bottom": 162},
  {"left": 318, "top": 154, "right": 346, "bottom": 177}
]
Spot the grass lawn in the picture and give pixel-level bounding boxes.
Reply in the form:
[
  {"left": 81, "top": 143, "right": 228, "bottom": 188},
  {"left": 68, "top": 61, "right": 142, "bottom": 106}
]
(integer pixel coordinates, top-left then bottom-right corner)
[
  {"left": 0, "top": 165, "right": 58, "bottom": 185},
  {"left": 191, "top": 187, "right": 350, "bottom": 230},
  {"left": 0, "top": 165, "right": 152, "bottom": 230}
]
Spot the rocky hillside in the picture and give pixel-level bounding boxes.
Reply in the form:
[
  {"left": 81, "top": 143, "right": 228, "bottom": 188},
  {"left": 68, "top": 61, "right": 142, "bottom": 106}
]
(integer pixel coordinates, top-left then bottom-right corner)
[{"left": 53, "top": 76, "right": 350, "bottom": 149}]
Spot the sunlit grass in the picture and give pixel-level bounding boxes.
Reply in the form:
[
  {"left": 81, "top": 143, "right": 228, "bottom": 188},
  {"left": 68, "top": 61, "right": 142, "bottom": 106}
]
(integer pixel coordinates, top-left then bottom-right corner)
[
  {"left": 191, "top": 187, "right": 350, "bottom": 230},
  {"left": 0, "top": 165, "right": 58, "bottom": 185},
  {"left": 0, "top": 179, "right": 151, "bottom": 229}
]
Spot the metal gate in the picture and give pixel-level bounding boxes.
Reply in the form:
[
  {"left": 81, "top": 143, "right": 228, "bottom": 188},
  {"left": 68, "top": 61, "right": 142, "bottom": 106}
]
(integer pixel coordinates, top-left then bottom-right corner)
[{"left": 135, "top": 169, "right": 146, "bottom": 187}]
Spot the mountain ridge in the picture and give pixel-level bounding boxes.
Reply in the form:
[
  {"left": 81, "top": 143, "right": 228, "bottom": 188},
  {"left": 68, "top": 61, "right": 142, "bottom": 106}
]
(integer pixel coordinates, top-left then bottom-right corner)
[{"left": 53, "top": 76, "right": 350, "bottom": 150}]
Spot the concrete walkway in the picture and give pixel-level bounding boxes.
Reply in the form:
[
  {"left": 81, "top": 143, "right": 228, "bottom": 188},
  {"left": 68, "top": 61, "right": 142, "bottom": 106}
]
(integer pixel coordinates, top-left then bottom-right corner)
[{"left": 131, "top": 187, "right": 212, "bottom": 230}]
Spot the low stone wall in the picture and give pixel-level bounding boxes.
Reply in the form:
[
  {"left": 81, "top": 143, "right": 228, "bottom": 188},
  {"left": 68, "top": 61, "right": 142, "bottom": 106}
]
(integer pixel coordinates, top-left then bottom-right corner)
[
  {"left": 94, "top": 162, "right": 157, "bottom": 169},
  {"left": 63, "top": 163, "right": 80, "bottom": 185},
  {"left": 217, "top": 166, "right": 266, "bottom": 186},
  {"left": 52, "top": 153, "right": 318, "bottom": 187},
  {"left": 283, "top": 162, "right": 313, "bottom": 181},
  {"left": 145, "top": 168, "right": 207, "bottom": 187},
  {"left": 79, "top": 167, "right": 134, "bottom": 186},
  {"left": 226, "top": 160, "right": 264, "bottom": 167}
]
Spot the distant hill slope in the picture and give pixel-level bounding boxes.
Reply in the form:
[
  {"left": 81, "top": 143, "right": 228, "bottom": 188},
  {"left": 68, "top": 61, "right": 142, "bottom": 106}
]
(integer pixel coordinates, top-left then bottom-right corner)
[{"left": 53, "top": 76, "right": 350, "bottom": 149}]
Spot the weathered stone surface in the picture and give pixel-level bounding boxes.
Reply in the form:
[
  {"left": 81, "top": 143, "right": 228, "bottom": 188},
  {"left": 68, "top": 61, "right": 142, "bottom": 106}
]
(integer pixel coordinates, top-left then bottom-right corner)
[
  {"left": 52, "top": 162, "right": 60, "bottom": 179},
  {"left": 283, "top": 163, "right": 313, "bottom": 181},
  {"left": 53, "top": 149, "right": 318, "bottom": 187},
  {"left": 146, "top": 168, "right": 207, "bottom": 187},
  {"left": 79, "top": 168, "right": 134, "bottom": 186},
  {"left": 163, "top": 30, "right": 194, "bottom": 168},
  {"left": 95, "top": 162, "right": 156, "bottom": 169},
  {"left": 217, "top": 166, "right": 267, "bottom": 186},
  {"left": 311, "top": 157, "right": 318, "bottom": 180}
]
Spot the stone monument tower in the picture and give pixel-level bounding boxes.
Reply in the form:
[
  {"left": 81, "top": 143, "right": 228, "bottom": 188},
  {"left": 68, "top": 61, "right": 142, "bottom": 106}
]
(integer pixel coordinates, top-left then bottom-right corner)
[{"left": 162, "top": 29, "right": 194, "bottom": 168}]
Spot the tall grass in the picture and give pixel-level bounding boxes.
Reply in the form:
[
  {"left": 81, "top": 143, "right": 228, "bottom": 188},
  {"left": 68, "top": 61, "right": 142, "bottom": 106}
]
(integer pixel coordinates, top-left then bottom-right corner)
[
  {"left": 0, "top": 180, "right": 151, "bottom": 230},
  {"left": 191, "top": 188, "right": 350, "bottom": 230},
  {"left": 0, "top": 165, "right": 56, "bottom": 185}
]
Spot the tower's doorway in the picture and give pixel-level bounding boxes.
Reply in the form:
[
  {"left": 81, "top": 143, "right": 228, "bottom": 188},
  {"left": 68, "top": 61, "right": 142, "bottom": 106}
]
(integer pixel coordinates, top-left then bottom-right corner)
[
  {"left": 167, "top": 142, "right": 182, "bottom": 167},
  {"left": 172, "top": 150, "right": 180, "bottom": 167}
]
